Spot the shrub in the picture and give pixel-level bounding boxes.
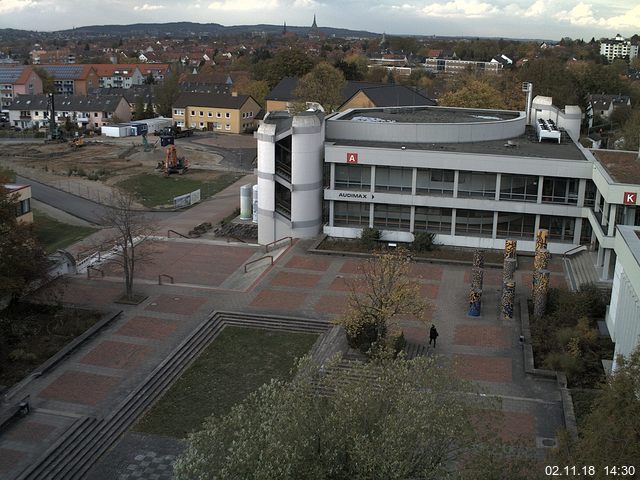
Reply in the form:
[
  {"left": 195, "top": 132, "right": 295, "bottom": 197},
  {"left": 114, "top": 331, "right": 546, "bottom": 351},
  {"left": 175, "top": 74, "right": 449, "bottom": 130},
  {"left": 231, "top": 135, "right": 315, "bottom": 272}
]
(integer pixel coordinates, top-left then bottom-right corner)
[
  {"left": 411, "top": 232, "right": 436, "bottom": 253},
  {"left": 360, "top": 227, "right": 380, "bottom": 250},
  {"left": 8, "top": 349, "right": 37, "bottom": 363}
]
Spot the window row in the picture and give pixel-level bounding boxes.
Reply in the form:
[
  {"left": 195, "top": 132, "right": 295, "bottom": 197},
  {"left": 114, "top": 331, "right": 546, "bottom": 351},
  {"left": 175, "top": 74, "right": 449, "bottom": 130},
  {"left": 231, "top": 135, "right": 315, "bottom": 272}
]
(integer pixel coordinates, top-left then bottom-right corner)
[
  {"left": 189, "top": 110, "right": 231, "bottom": 118},
  {"left": 332, "top": 201, "right": 577, "bottom": 242},
  {"left": 333, "top": 165, "right": 581, "bottom": 205}
]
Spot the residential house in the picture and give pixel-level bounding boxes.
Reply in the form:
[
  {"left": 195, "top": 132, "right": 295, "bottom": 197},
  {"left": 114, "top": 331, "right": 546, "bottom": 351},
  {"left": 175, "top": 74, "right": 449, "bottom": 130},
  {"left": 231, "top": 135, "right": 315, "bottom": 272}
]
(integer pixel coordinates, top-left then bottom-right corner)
[
  {"left": 37, "top": 65, "right": 99, "bottom": 95},
  {"left": 30, "top": 47, "right": 76, "bottom": 64},
  {"left": 0, "top": 66, "right": 43, "bottom": 110},
  {"left": 265, "top": 77, "right": 436, "bottom": 112},
  {"left": 587, "top": 94, "right": 632, "bottom": 127},
  {"left": 3, "top": 184, "right": 33, "bottom": 224},
  {"left": 7, "top": 94, "right": 131, "bottom": 130},
  {"left": 172, "top": 92, "right": 260, "bottom": 133}
]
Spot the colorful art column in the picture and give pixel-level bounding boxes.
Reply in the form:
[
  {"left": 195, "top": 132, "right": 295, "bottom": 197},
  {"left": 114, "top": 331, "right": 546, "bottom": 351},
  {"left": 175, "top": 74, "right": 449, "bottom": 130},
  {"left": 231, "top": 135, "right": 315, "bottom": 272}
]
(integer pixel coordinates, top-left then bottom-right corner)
[
  {"left": 468, "top": 248, "right": 485, "bottom": 316},
  {"left": 502, "top": 281, "right": 516, "bottom": 320},
  {"left": 532, "top": 247, "right": 550, "bottom": 291},
  {"left": 535, "top": 229, "right": 549, "bottom": 252},
  {"left": 533, "top": 269, "right": 550, "bottom": 318}
]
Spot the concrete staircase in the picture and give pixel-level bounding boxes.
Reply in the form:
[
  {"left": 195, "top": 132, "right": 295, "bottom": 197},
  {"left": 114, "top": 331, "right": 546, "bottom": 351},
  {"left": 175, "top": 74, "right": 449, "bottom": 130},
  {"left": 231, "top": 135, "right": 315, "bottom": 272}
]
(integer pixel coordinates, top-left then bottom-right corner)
[
  {"left": 563, "top": 251, "right": 611, "bottom": 293},
  {"left": 16, "top": 311, "right": 329, "bottom": 480}
]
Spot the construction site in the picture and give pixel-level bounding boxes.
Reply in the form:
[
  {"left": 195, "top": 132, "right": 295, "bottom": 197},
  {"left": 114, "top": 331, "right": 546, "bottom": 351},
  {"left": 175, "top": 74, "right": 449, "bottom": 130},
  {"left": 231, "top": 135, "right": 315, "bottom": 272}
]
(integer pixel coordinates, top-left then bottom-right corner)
[{"left": 0, "top": 134, "right": 255, "bottom": 210}]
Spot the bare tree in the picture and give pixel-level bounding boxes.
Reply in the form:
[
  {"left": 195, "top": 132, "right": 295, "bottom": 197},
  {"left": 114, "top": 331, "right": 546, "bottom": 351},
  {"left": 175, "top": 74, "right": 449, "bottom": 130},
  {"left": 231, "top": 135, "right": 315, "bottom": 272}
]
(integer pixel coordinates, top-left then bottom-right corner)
[{"left": 98, "top": 192, "right": 156, "bottom": 301}]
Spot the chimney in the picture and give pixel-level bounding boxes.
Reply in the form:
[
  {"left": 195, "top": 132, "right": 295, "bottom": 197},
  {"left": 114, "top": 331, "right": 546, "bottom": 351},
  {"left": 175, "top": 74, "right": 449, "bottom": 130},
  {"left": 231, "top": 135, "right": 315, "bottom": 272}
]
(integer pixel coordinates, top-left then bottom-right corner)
[{"left": 231, "top": 91, "right": 238, "bottom": 97}]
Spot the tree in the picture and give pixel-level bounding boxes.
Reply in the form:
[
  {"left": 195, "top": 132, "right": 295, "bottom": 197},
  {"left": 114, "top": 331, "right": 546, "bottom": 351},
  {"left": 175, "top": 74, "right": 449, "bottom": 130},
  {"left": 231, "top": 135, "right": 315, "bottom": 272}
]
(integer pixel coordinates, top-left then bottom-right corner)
[
  {"left": 237, "top": 79, "right": 270, "bottom": 108},
  {"left": 252, "top": 48, "right": 315, "bottom": 88},
  {"left": 294, "top": 62, "right": 346, "bottom": 112},
  {"left": 133, "top": 96, "right": 145, "bottom": 120},
  {"left": 143, "top": 72, "right": 156, "bottom": 85},
  {"left": 439, "top": 79, "right": 507, "bottom": 109},
  {"left": 155, "top": 71, "right": 181, "bottom": 118},
  {"left": 620, "top": 110, "right": 640, "bottom": 151},
  {"left": 97, "top": 192, "right": 155, "bottom": 301},
  {"left": 335, "top": 248, "right": 429, "bottom": 355},
  {"left": 174, "top": 354, "right": 533, "bottom": 480},
  {"left": 33, "top": 66, "right": 55, "bottom": 95},
  {"left": 0, "top": 184, "right": 49, "bottom": 303},
  {"left": 144, "top": 97, "right": 155, "bottom": 118},
  {"left": 552, "top": 346, "right": 640, "bottom": 473}
]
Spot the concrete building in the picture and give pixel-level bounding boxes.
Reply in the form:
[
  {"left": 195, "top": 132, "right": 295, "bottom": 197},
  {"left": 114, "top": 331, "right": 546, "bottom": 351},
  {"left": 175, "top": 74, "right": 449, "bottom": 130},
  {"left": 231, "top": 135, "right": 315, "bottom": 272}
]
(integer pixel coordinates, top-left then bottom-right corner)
[
  {"left": 607, "top": 225, "right": 640, "bottom": 367},
  {"left": 423, "top": 57, "right": 503, "bottom": 74},
  {"left": 0, "top": 66, "right": 43, "bottom": 110},
  {"left": 172, "top": 92, "right": 260, "bottom": 133},
  {"left": 37, "top": 65, "right": 99, "bottom": 95},
  {"left": 257, "top": 100, "right": 640, "bottom": 362},
  {"left": 599, "top": 34, "right": 639, "bottom": 62},
  {"left": 3, "top": 184, "right": 33, "bottom": 224},
  {"left": 7, "top": 94, "right": 131, "bottom": 130}
]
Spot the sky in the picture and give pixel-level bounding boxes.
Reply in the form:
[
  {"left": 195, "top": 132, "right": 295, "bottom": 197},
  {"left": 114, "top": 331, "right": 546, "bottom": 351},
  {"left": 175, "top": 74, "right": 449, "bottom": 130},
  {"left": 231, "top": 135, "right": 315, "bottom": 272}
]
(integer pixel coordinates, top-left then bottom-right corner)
[{"left": 0, "top": 0, "right": 639, "bottom": 41}]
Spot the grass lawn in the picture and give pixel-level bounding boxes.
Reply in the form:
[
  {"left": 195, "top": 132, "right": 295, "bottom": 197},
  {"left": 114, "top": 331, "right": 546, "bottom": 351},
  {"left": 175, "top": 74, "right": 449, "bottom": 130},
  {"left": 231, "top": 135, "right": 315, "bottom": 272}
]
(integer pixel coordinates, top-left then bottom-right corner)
[
  {"left": 134, "top": 326, "right": 318, "bottom": 438},
  {"left": 0, "top": 165, "right": 16, "bottom": 182},
  {"left": 0, "top": 303, "right": 102, "bottom": 386},
  {"left": 33, "top": 209, "right": 97, "bottom": 253},
  {"left": 116, "top": 171, "right": 242, "bottom": 208}
]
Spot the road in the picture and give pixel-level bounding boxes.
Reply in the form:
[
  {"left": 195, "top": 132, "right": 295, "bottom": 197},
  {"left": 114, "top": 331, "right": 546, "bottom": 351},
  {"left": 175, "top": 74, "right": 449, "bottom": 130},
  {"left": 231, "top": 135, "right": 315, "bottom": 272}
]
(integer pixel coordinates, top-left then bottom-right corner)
[{"left": 17, "top": 175, "right": 177, "bottom": 226}]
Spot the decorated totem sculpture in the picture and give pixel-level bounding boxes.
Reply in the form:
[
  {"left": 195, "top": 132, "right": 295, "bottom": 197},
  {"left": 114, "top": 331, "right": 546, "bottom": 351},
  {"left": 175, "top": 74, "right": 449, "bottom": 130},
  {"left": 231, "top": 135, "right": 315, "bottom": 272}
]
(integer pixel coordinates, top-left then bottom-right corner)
[
  {"left": 532, "top": 229, "right": 551, "bottom": 318},
  {"left": 468, "top": 249, "right": 485, "bottom": 316},
  {"left": 501, "top": 239, "right": 517, "bottom": 320}
]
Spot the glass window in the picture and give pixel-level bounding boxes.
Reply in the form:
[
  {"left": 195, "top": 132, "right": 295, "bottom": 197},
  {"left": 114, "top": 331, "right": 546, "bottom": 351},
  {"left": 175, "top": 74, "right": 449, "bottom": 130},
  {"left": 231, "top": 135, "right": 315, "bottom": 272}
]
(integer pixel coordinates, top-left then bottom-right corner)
[
  {"left": 275, "top": 183, "right": 291, "bottom": 219},
  {"left": 500, "top": 174, "right": 538, "bottom": 202},
  {"left": 373, "top": 204, "right": 411, "bottom": 231},
  {"left": 457, "top": 171, "right": 496, "bottom": 198},
  {"left": 584, "top": 180, "right": 597, "bottom": 207},
  {"left": 225, "top": 112, "right": 231, "bottom": 118},
  {"left": 335, "top": 164, "right": 371, "bottom": 190},
  {"left": 496, "top": 212, "right": 536, "bottom": 239},
  {"left": 539, "top": 215, "right": 575, "bottom": 243},
  {"left": 225, "top": 124, "right": 231, "bottom": 130},
  {"left": 541, "top": 177, "right": 578, "bottom": 205},
  {"left": 416, "top": 168, "right": 454, "bottom": 196},
  {"left": 334, "top": 201, "right": 369, "bottom": 227},
  {"left": 375, "top": 166, "right": 413, "bottom": 193},
  {"left": 190, "top": 110, "right": 195, "bottom": 116},
  {"left": 455, "top": 209, "right": 494, "bottom": 237},
  {"left": 414, "top": 207, "right": 452, "bottom": 233}
]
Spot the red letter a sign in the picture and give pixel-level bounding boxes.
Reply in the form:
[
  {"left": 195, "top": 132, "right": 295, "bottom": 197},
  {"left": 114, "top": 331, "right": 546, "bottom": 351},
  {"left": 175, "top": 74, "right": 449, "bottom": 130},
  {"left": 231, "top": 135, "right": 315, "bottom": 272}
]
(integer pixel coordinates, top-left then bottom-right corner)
[
  {"left": 624, "top": 192, "right": 637, "bottom": 205},
  {"left": 347, "top": 152, "right": 358, "bottom": 164}
]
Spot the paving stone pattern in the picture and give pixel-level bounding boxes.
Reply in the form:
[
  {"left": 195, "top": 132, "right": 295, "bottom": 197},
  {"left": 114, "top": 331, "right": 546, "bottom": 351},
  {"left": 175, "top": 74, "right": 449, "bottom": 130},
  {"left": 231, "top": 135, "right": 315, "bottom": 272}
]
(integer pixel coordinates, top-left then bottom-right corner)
[{"left": 119, "top": 451, "right": 176, "bottom": 480}]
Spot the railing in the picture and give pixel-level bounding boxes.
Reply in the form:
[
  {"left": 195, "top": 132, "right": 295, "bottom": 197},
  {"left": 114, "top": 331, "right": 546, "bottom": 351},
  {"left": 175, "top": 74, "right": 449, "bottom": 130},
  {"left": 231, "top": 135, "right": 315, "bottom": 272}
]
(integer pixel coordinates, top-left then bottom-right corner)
[
  {"left": 562, "top": 244, "right": 587, "bottom": 259},
  {"left": 244, "top": 255, "right": 273, "bottom": 273},
  {"left": 265, "top": 236, "right": 292, "bottom": 253},
  {"left": 87, "top": 266, "right": 104, "bottom": 279},
  {"left": 227, "top": 235, "right": 246, "bottom": 244},
  {"left": 158, "top": 274, "right": 174, "bottom": 285},
  {"left": 167, "top": 229, "right": 188, "bottom": 239}
]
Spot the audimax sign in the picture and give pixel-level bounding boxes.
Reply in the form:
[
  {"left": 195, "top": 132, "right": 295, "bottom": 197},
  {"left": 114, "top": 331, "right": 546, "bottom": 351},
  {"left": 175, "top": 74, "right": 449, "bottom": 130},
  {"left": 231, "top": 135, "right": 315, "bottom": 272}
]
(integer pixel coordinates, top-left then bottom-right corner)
[{"left": 623, "top": 192, "right": 637, "bottom": 205}]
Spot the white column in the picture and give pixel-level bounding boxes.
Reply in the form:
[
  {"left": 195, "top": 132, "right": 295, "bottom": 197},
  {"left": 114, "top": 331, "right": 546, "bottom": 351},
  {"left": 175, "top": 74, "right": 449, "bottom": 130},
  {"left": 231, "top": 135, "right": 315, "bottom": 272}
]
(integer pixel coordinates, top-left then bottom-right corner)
[
  {"left": 492, "top": 211, "right": 498, "bottom": 239},
  {"left": 450, "top": 209, "right": 457, "bottom": 236},
  {"left": 453, "top": 170, "right": 459, "bottom": 198},
  {"left": 574, "top": 218, "right": 583, "bottom": 245},
  {"left": 537, "top": 175, "right": 544, "bottom": 203},
  {"left": 608, "top": 204, "right": 617, "bottom": 236},
  {"left": 577, "top": 179, "right": 586, "bottom": 207},
  {"left": 495, "top": 173, "right": 501, "bottom": 201}
]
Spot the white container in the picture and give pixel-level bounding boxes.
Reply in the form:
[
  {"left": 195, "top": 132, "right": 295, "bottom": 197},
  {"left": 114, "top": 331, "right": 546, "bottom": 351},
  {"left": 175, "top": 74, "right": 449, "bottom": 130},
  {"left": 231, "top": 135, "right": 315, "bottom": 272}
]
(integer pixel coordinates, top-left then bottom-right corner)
[
  {"left": 240, "top": 184, "right": 252, "bottom": 220},
  {"left": 101, "top": 124, "right": 131, "bottom": 137},
  {"left": 252, "top": 184, "right": 258, "bottom": 224}
]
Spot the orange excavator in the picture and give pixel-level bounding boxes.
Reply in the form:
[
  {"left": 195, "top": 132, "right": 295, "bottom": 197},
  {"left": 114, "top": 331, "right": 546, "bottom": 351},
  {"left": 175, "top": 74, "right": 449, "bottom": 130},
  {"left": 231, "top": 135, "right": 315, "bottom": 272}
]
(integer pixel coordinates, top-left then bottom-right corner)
[{"left": 157, "top": 144, "right": 189, "bottom": 176}]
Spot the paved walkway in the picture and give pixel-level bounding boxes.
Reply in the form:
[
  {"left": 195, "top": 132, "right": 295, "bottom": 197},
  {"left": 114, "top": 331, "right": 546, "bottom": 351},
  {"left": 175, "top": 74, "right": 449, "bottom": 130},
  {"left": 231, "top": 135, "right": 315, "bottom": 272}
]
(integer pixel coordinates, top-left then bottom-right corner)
[{"left": 0, "top": 201, "right": 568, "bottom": 479}]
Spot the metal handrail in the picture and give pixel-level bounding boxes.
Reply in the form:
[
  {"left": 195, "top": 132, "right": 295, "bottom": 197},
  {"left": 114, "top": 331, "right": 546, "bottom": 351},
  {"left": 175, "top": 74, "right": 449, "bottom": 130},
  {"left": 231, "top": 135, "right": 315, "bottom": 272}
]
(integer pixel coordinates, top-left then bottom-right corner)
[
  {"left": 244, "top": 255, "right": 273, "bottom": 273},
  {"left": 168, "top": 229, "right": 188, "bottom": 239},
  {"left": 562, "top": 244, "right": 586, "bottom": 258},
  {"left": 158, "top": 274, "right": 174, "bottom": 285},
  {"left": 87, "top": 266, "right": 104, "bottom": 279},
  {"left": 264, "top": 236, "right": 292, "bottom": 253}
]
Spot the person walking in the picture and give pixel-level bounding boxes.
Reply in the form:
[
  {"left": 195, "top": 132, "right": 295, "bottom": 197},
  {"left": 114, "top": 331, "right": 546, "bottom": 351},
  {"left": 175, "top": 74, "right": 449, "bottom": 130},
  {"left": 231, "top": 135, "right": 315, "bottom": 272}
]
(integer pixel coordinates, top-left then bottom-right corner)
[{"left": 429, "top": 324, "right": 439, "bottom": 348}]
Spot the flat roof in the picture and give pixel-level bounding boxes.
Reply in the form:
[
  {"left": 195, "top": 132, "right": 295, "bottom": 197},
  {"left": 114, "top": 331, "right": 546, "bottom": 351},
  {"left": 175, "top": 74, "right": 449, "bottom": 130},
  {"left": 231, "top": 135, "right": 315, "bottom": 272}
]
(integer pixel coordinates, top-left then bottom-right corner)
[
  {"left": 618, "top": 225, "right": 640, "bottom": 267},
  {"left": 328, "top": 127, "right": 587, "bottom": 161},
  {"left": 337, "top": 106, "right": 520, "bottom": 124},
  {"left": 2, "top": 184, "right": 29, "bottom": 191},
  {"left": 591, "top": 150, "right": 640, "bottom": 184}
]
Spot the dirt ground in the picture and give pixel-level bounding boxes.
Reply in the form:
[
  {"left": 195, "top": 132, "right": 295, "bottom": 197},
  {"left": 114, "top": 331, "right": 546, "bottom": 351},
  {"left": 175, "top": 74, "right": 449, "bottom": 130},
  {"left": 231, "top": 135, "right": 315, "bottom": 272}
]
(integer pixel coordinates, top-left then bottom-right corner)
[{"left": 0, "top": 139, "right": 228, "bottom": 207}]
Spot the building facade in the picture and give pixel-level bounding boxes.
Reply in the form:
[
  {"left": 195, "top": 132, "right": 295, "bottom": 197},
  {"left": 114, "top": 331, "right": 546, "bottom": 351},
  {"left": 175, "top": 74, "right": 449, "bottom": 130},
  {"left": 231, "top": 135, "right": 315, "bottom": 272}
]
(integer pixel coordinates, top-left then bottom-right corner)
[
  {"left": 0, "top": 66, "right": 43, "bottom": 110},
  {"left": 599, "top": 34, "right": 639, "bottom": 62},
  {"left": 172, "top": 92, "right": 259, "bottom": 133},
  {"left": 3, "top": 184, "right": 33, "bottom": 224}
]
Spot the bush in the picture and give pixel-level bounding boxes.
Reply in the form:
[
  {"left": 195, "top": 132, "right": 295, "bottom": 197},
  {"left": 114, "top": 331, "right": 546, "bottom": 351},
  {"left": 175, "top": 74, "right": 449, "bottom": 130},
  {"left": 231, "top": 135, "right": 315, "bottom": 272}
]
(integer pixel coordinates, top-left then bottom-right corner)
[
  {"left": 8, "top": 349, "right": 38, "bottom": 363},
  {"left": 411, "top": 232, "right": 436, "bottom": 253},
  {"left": 360, "top": 227, "right": 380, "bottom": 250}
]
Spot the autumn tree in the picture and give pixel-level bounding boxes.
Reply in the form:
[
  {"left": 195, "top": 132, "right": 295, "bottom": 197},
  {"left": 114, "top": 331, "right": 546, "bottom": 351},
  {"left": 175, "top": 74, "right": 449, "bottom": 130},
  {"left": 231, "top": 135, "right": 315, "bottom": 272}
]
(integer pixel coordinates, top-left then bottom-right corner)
[
  {"left": 237, "top": 79, "right": 270, "bottom": 108},
  {"left": 552, "top": 346, "right": 640, "bottom": 474},
  {"left": 252, "top": 48, "right": 315, "bottom": 88},
  {"left": 155, "top": 69, "right": 182, "bottom": 117},
  {"left": 335, "top": 248, "right": 429, "bottom": 356},
  {"left": 174, "top": 354, "right": 537, "bottom": 480},
  {"left": 97, "top": 192, "right": 156, "bottom": 301},
  {"left": 439, "top": 78, "right": 507, "bottom": 109},
  {"left": 294, "top": 62, "right": 346, "bottom": 112},
  {"left": 133, "top": 96, "right": 145, "bottom": 120},
  {"left": 33, "top": 66, "right": 55, "bottom": 95},
  {"left": 0, "top": 184, "right": 49, "bottom": 303},
  {"left": 620, "top": 110, "right": 640, "bottom": 151}
]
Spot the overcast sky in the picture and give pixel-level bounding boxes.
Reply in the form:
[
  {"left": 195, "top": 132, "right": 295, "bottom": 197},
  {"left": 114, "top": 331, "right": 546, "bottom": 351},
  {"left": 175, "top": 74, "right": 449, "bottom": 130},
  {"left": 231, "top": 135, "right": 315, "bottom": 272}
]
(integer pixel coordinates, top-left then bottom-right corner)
[{"left": 0, "top": 0, "right": 638, "bottom": 40}]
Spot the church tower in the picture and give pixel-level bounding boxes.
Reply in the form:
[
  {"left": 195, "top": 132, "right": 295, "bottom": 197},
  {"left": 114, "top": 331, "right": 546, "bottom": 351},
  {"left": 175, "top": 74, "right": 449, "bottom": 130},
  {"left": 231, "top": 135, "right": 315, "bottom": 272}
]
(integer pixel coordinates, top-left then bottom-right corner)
[{"left": 311, "top": 14, "right": 317, "bottom": 29}]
